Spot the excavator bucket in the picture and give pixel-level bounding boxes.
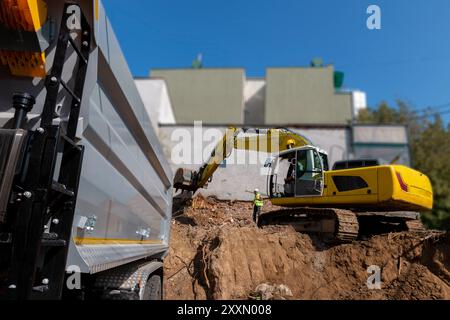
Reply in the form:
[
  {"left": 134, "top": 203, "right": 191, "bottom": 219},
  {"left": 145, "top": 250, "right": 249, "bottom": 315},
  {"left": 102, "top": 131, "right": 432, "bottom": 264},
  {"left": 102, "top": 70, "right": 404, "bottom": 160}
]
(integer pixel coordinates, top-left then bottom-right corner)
[{"left": 173, "top": 167, "right": 197, "bottom": 191}]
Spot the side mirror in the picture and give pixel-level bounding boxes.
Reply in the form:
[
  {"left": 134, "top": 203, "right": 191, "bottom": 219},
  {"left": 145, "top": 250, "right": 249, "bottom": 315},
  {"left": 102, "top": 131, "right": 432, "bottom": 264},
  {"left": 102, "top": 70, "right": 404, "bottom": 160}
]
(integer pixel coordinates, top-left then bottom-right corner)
[
  {"left": 314, "top": 180, "right": 323, "bottom": 193},
  {"left": 264, "top": 157, "right": 275, "bottom": 168}
]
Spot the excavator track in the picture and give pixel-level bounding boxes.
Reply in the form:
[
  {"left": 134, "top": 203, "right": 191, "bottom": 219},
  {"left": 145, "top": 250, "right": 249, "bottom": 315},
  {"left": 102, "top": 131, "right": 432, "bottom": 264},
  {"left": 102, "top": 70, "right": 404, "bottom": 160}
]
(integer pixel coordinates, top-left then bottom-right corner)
[
  {"left": 405, "top": 219, "right": 426, "bottom": 232},
  {"left": 334, "top": 210, "right": 360, "bottom": 242},
  {"left": 258, "top": 208, "right": 424, "bottom": 242},
  {"left": 258, "top": 207, "right": 359, "bottom": 242}
]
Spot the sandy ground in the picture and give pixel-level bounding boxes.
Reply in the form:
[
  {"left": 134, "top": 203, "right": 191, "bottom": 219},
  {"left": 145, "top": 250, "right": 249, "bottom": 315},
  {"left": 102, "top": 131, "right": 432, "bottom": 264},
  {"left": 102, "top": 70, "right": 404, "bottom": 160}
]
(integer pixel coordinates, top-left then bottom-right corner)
[{"left": 164, "top": 196, "right": 450, "bottom": 300}]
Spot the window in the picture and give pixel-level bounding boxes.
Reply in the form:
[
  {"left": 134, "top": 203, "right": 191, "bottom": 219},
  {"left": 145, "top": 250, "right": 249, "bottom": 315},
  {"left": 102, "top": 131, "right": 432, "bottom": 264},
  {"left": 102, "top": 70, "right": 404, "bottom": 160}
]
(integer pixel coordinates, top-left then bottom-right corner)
[{"left": 332, "top": 176, "right": 368, "bottom": 192}]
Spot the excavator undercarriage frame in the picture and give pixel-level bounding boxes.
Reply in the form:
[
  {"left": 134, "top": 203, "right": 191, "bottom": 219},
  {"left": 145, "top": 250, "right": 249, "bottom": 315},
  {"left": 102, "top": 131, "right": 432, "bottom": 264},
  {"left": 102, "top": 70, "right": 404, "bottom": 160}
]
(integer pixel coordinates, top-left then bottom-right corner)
[{"left": 258, "top": 208, "right": 424, "bottom": 242}]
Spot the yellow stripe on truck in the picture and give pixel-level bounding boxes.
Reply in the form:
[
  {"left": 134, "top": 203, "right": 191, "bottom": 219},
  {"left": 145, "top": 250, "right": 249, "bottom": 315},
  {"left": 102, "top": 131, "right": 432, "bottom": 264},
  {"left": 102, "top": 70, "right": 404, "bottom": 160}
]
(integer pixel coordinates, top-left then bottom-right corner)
[
  {"left": 74, "top": 237, "right": 164, "bottom": 246},
  {"left": 94, "top": 0, "right": 99, "bottom": 21}
]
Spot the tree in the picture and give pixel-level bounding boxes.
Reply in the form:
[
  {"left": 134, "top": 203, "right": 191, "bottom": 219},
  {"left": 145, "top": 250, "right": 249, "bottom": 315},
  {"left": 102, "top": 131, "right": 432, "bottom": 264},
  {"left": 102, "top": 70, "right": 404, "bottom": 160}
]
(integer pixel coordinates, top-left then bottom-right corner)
[{"left": 357, "top": 101, "right": 450, "bottom": 230}]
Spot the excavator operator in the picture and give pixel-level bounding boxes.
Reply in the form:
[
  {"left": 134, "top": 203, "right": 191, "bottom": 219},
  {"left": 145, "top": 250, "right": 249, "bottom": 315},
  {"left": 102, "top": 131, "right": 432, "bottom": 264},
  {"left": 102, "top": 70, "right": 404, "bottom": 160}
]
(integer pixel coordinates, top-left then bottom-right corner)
[
  {"left": 284, "top": 151, "right": 317, "bottom": 197},
  {"left": 284, "top": 153, "right": 306, "bottom": 196}
]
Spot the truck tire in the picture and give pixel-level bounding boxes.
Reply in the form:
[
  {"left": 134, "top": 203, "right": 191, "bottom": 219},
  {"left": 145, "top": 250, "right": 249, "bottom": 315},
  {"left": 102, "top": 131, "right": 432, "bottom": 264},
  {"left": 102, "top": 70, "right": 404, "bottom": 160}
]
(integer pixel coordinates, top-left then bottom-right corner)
[{"left": 141, "top": 275, "right": 162, "bottom": 300}]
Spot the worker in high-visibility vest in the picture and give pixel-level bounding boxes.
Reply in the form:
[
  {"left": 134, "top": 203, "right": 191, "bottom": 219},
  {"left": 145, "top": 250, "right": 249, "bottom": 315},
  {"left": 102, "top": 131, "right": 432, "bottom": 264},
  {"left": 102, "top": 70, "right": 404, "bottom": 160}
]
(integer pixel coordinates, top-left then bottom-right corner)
[{"left": 253, "top": 188, "right": 264, "bottom": 223}]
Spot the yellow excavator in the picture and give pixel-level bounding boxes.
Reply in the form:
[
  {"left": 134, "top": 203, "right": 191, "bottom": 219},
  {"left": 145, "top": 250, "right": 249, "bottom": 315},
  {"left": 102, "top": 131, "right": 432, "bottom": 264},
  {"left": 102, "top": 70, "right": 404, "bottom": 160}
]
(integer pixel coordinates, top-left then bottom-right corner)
[{"left": 174, "top": 127, "right": 433, "bottom": 241}]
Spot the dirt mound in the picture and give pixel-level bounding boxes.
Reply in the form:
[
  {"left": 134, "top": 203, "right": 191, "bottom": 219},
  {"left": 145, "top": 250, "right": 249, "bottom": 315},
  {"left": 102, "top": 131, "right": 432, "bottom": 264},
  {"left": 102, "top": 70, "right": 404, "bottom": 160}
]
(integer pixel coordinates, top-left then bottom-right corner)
[{"left": 164, "top": 196, "right": 450, "bottom": 300}]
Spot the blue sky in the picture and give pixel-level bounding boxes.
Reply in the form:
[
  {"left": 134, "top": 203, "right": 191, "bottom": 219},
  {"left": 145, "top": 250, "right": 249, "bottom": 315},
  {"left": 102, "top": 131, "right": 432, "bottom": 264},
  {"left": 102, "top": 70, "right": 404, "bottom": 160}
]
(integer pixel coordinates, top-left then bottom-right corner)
[{"left": 103, "top": 0, "right": 450, "bottom": 120}]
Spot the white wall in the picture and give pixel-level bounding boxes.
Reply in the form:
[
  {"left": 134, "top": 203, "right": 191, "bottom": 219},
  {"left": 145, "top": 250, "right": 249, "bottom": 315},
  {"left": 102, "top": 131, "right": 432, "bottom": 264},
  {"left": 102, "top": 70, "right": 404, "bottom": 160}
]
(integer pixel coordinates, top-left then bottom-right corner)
[
  {"left": 244, "top": 79, "right": 266, "bottom": 124},
  {"left": 352, "top": 90, "right": 367, "bottom": 117},
  {"left": 135, "top": 79, "right": 176, "bottom": 133}
]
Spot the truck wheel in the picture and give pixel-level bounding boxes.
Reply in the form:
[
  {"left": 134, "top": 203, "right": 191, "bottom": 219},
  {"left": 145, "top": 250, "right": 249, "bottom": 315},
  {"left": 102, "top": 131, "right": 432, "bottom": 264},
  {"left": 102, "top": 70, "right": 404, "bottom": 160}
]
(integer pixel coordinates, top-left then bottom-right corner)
[{"left": 141, "top": 275, "right": 162, "bottom": 300}]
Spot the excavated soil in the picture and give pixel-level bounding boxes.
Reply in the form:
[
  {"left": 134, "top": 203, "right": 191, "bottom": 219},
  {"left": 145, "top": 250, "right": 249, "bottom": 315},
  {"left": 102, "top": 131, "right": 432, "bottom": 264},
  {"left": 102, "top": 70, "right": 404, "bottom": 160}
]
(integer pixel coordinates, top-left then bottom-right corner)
[{"left": 164, "top": 196, "right": 450, "bottom": 300}]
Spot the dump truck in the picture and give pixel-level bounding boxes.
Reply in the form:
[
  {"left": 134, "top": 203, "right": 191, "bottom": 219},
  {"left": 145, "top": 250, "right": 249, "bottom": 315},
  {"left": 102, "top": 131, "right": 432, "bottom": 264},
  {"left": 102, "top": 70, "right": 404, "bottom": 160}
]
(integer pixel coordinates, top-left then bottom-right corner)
[
  {"left": 175, "top": 127, "right": 433, "bottom": 241},
  {"left": 0, "top": 0, "right": 172, "bottom": 299}
]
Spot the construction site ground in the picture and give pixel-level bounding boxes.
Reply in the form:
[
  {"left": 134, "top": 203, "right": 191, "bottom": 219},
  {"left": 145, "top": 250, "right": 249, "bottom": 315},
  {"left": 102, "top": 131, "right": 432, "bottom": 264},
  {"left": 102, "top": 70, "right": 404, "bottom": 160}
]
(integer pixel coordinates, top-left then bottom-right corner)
[{"left": 164, "top": 196, "right": 450, "bottom": 300}]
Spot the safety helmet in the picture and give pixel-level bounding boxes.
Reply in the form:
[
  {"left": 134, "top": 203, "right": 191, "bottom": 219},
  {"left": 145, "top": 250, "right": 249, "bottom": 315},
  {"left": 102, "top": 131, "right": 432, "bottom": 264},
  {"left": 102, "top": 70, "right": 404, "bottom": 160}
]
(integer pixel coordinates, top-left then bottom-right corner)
[{"left": 254, "top": 188, "right": 259, "bottom": 193}]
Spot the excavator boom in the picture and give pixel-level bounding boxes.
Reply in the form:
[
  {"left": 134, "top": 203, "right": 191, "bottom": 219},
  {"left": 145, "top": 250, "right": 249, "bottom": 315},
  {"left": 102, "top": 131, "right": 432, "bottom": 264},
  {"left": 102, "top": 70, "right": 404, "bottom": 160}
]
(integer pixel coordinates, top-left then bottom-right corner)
[{"left": 173, "top": 127, "right": 314, "bottom": 192}]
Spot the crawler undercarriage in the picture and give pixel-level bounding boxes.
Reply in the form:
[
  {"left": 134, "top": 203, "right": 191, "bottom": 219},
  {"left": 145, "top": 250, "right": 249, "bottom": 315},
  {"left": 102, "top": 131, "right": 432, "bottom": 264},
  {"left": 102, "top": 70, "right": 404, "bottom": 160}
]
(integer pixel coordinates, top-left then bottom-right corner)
[{"left": 258, "top": 208, "right": 424, "bottom": 242}]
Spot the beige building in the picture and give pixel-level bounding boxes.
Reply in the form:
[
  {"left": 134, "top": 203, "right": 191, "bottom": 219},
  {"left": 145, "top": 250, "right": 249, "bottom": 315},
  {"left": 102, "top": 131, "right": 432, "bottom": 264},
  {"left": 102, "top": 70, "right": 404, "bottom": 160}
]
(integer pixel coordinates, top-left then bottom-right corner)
[
  {"left": 151, "top": 68, "right": 245, "bottom": 124},
  {"left": 150, "top": 65, "right": 364, "bottom": 125},
  {"left": 265, "top": 67, "right": 352, "bottom": 124}
]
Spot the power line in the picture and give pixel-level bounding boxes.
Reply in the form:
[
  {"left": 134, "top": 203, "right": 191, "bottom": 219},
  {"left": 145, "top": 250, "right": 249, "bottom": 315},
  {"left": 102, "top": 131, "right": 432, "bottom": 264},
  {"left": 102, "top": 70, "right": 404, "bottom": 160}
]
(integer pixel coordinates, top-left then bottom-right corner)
[
  {"left": 338, "top": 53, "right": 450, "bottom": 70},
  {"left": 413, "top": 102, "right": 450, "bottom": 113},
  {"left": 411, "top": 107, "right": 450, "bottom": 120}
]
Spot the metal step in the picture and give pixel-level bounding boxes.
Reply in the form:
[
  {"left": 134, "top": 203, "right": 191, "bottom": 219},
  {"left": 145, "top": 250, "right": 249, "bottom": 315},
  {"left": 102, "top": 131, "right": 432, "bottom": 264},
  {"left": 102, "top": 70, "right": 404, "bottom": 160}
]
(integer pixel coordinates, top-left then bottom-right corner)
[
  {"left": 51, "top": 181, "right": 74, "bottom": 197},
  {"left": 41, "top": 232, "right": 66, "bottom": 247},
  {"left": 41, "top": 239, "right": 66, "bottom": 247}
]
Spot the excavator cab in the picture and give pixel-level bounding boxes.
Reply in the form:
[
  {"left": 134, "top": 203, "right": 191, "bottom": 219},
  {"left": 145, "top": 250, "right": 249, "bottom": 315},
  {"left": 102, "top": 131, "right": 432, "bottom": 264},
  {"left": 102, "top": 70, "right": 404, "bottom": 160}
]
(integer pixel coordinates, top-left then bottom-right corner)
[{"left": 268, "top": 146, "right": 328, "bottom": 199}]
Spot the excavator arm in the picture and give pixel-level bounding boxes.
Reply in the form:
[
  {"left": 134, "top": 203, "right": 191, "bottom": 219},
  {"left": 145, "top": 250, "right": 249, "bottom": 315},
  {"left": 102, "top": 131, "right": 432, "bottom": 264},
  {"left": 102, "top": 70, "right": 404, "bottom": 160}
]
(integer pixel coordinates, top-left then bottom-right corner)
[{"left": 173, "top": 127, "right": 312, "bottom": 192}]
